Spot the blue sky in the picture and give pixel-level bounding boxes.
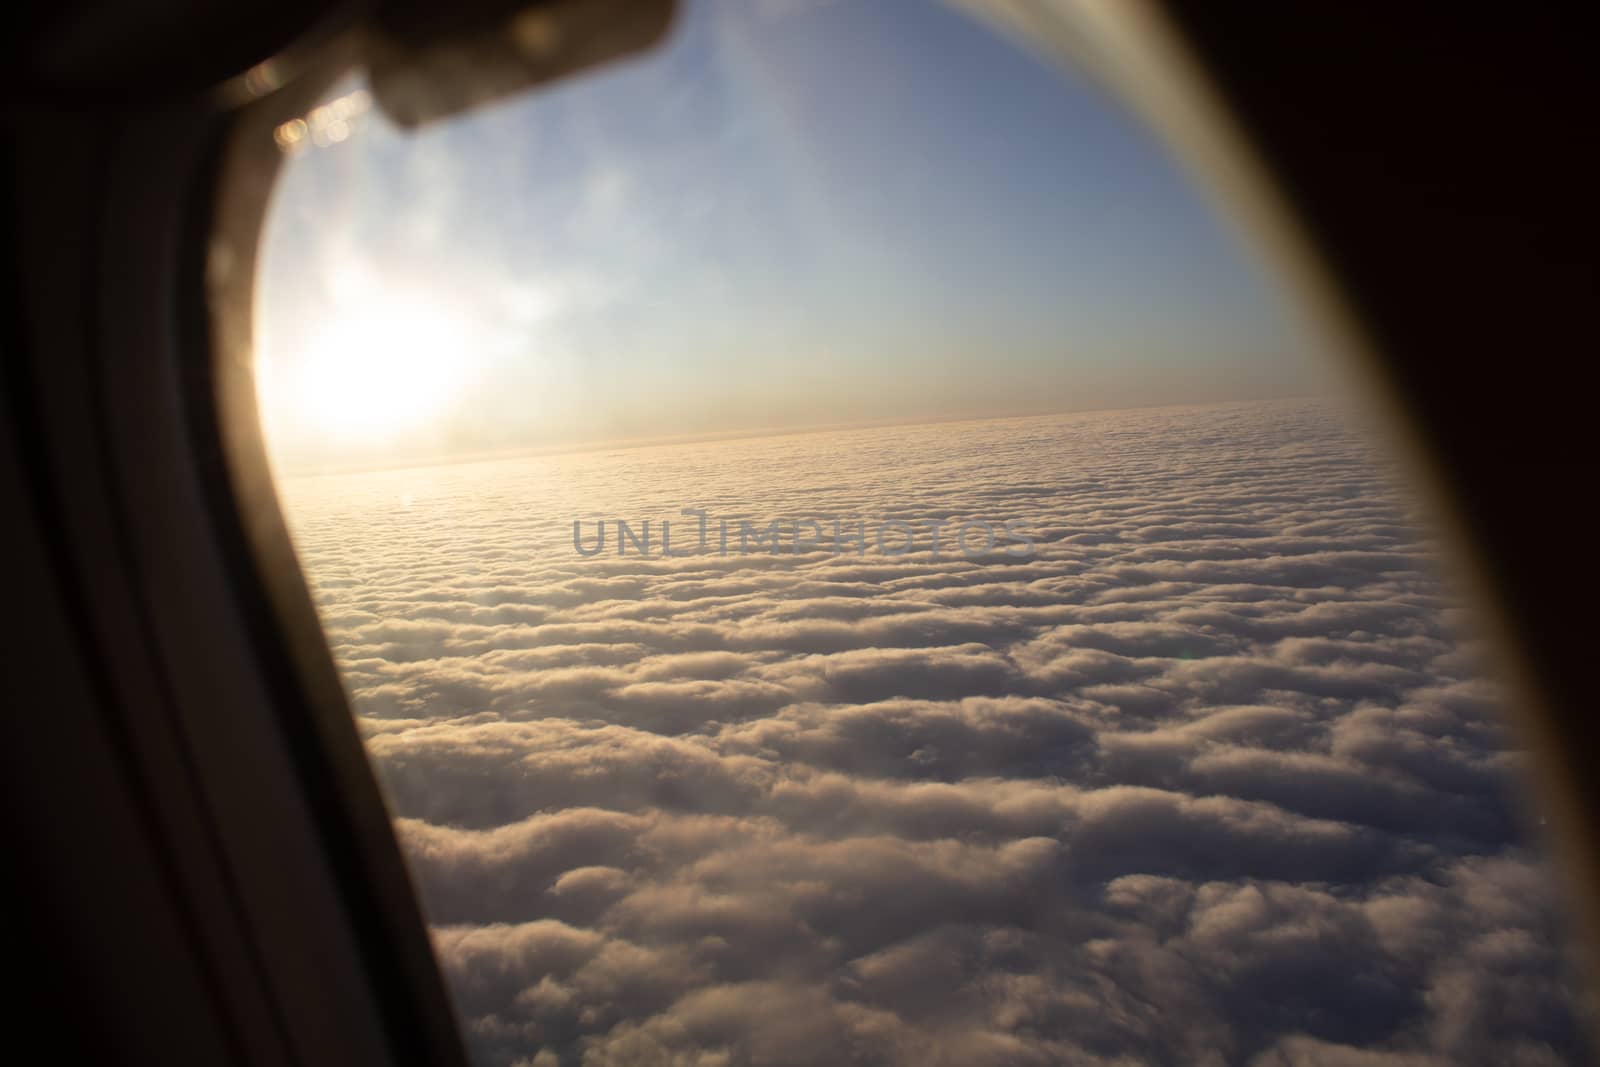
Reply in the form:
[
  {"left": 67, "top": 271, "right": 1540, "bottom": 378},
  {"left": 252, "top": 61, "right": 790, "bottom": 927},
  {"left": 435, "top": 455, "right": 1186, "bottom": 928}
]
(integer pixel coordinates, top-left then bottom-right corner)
[{"left": 258, "top": 0, "right": 1317, "bottom": 468}]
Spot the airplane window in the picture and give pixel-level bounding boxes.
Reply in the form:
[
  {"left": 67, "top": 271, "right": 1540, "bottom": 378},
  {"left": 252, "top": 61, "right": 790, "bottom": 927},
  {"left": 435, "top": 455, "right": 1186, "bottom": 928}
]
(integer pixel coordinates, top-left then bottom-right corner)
[{"left": 249, "top": 1, "right": 1590, "bottom": 1063}]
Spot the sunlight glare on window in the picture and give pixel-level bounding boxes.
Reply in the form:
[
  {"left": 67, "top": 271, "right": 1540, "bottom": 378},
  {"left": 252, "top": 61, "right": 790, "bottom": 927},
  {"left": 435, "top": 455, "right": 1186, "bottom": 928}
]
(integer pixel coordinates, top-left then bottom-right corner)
[{"left": 263, "top": 293, "right": 475, "bottom": 444}]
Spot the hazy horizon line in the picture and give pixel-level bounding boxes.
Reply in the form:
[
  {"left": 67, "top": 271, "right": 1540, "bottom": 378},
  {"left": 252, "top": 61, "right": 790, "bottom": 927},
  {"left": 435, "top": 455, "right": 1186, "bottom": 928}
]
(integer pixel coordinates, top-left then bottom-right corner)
[{"left": 270, "top": 390, "right": 1324, "bottom": 481}]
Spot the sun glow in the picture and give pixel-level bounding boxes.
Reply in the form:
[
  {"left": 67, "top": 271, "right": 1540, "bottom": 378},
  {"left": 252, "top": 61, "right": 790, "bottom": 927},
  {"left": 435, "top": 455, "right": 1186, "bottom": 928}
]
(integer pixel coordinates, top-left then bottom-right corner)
[{"left": 263, "top": 296, "right": 476, "bottom": 449}]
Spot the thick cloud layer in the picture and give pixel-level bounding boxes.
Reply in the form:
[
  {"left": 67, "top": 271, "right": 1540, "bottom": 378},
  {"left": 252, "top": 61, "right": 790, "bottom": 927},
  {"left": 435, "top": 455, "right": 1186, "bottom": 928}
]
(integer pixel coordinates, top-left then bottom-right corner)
[{"left": 280, "top": 400, "right": 1590, "bottom": 1065}]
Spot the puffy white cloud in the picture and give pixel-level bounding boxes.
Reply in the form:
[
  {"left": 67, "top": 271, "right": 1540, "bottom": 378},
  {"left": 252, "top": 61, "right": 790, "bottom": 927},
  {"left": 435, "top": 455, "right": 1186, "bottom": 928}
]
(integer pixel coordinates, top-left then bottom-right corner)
[{"left": 279, "top": 400, "right": 1590, "bottom": 1064}]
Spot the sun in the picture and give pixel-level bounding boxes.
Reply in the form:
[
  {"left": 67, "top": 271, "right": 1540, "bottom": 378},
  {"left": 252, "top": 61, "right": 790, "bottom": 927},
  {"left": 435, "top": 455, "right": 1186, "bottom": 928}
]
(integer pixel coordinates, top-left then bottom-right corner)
[{"left": 269, "top": 297, "right": 474, "bottom": 446}]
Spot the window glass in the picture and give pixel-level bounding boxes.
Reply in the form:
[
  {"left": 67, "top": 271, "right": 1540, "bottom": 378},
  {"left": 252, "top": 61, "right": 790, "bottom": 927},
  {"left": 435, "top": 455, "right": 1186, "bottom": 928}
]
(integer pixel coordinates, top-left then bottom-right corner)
[{"left": 254, "top": 1, "right": 1589, "bottom": 1064}]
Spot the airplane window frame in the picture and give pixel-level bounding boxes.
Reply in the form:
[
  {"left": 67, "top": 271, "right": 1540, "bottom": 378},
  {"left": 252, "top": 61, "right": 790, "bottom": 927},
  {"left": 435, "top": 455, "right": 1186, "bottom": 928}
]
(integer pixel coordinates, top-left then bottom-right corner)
[
  {"left": 5, "top": 2, "right": 1590, "bottom": 1064},
  {"left": 205, "top": 1, "right": 1600, "bottom": 1058}
]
